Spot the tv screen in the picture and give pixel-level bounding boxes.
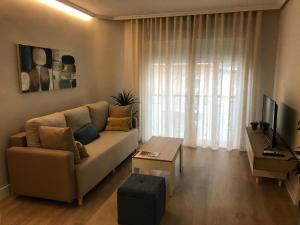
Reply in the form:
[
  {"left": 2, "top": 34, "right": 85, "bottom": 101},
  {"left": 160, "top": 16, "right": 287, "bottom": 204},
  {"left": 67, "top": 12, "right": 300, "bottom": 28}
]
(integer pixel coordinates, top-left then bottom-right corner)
[{"left": 262, "top": 95, "right": 278, "bottom": 148}]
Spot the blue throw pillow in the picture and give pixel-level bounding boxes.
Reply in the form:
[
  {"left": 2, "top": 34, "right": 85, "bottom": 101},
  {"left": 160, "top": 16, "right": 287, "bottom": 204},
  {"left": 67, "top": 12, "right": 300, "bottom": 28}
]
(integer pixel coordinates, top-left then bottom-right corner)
[{"left": 74, "top": 123, "right": 100, "bottom": 145}]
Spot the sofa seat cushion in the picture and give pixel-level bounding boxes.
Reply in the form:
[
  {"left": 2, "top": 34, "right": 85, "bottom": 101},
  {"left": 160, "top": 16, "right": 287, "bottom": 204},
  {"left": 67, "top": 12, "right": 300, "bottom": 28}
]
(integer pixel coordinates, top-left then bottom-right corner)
[
  {"left": 86, "top": 101, "right": 109, "bottom": 131},
  {"left": 63, "top": 106, "right": 91, "bottom": 132},
  {"left": 25, "top": 112, "right": 67, "bottom": 147},
  {"left": 75, "top": 128, "right": 138, "bottom": 197}
]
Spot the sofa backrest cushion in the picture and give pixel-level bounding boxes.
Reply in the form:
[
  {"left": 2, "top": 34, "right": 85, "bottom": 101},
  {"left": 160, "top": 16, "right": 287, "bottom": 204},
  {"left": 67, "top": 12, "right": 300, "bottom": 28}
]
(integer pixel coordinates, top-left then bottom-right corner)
[
  {"left": 25, "top": 112, "right": 67, "bottom": 147},
  {"left": 86, "top": 101, "right": 109, "bottom": 131},
  {"left": 63, "top": 106, "right": 91, "bottom": 132}
]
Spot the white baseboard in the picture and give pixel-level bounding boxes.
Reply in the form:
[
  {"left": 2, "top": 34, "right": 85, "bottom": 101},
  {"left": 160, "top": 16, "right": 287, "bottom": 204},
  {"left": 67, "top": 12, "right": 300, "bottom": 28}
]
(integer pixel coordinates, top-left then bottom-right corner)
[{"left": 0, "top": 185, "right": 10, "bottom": 201}]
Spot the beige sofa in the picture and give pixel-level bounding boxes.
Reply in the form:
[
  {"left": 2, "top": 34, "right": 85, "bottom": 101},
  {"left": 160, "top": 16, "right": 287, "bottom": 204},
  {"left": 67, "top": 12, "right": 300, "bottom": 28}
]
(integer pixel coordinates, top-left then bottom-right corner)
[{"left": 6, "top": 101, "right": 138, "bottom": 205}]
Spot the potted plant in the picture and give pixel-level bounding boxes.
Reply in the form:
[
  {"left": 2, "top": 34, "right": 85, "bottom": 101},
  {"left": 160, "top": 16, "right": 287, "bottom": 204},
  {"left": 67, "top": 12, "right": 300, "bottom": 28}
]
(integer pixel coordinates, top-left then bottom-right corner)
[{"left": 111, "top": 90, "right": 139, "bottom": 117}]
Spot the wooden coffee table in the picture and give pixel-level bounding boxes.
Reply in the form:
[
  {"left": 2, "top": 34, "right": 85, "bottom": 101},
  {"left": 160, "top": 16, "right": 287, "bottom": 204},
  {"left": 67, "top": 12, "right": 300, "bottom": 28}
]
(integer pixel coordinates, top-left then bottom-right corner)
[{"left": 132, "top": 136, "right": 183, "bottom": 196}]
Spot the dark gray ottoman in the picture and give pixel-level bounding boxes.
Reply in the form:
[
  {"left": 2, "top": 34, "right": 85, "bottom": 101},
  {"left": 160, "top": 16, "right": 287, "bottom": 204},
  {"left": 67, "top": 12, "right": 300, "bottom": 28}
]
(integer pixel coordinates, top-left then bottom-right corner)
[{"left": 117, "top": 174, "right": 166, "bottom": 225}]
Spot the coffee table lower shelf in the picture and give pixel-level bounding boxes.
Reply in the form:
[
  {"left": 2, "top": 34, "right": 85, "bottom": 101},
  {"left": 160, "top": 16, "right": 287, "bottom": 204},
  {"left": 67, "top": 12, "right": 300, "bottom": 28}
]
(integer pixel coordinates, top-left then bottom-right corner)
[{"left": 131, "top": 136, "right": 183, "bottom": 197}]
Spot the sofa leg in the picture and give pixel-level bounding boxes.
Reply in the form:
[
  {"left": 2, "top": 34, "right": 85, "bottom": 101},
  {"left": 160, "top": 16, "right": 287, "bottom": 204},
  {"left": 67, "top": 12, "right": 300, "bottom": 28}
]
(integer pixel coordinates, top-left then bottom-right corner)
[{"left": 78, "top": 197, "right": 83, "bottom": 206}]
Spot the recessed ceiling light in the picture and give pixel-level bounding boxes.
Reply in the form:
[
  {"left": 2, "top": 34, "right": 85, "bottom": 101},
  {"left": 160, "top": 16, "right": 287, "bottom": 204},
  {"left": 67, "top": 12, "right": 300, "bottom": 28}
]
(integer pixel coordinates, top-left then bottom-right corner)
[{"left": 39, "top": 0, "right": 93, "bottom": 21}]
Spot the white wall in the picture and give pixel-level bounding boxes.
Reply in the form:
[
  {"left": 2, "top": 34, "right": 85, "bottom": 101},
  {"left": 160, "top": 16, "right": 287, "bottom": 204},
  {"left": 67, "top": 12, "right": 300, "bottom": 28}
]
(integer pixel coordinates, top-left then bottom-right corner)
[
  {"left": 274, "top": 0, "right": 300, "bottom": 149},
  {"left": 273, "top": 0, "right": 300, "bottom": 204},
  {"left": 255, "top": 11, "right": 280, "bottom": 120},
  {"left": 0, "top": 0, "right": 124, "bottom": 197}
]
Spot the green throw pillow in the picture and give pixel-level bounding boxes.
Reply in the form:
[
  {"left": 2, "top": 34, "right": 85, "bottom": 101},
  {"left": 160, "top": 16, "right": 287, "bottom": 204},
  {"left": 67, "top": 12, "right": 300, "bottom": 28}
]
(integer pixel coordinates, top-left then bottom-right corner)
[{"left": 74, "top": 123, "right": 99, "bottom": 145}]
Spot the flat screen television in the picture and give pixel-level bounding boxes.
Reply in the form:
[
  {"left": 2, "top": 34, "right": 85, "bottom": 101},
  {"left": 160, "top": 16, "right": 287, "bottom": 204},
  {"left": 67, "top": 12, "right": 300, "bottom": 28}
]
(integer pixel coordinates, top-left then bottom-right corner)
[{"left": 261, "top": 95, "right": 278, "bottom": 148}]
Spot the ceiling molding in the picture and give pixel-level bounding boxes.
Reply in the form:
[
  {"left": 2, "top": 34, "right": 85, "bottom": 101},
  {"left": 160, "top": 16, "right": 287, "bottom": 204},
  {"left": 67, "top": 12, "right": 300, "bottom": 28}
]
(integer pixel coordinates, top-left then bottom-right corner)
[
  {"left": 279, "top": 0, "right": 289, "bottom": 9},
  {"left": 65, "top": 0, "right": 286, "bottom": 21},
  {"left": 112, "top": 4, "right": 282, "bottom": 21},
  {"left": 95, "top": 14, "right": 114, "bottom": 20},
  {"left": 58, "top": 0, "right": 114, "bottom": 20},
  {"left": 58, "top": 0, "right": 96, "bottom": 16}
]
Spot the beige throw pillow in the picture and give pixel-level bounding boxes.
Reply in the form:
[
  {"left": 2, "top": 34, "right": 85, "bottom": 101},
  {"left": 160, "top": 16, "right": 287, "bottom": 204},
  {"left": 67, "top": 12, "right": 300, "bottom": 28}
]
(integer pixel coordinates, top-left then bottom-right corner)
[
  {"left": 39, "top": 126, "right": 81, "bottom": 164},
  {"left": 25, "top": 112, "right": 66, "bottom": 147},
  {"left": 109, "top": 105, "right": 132, "bottom": 118},
  {"left": 109, "top": 105, "right": 132, "bottom": 128}
]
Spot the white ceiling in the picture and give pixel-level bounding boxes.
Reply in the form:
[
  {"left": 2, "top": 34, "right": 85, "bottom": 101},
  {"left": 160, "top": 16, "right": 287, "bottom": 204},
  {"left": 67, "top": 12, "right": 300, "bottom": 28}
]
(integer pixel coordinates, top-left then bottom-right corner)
[{"left": 68, "top": 0, "right": 286, "bottom": 20}]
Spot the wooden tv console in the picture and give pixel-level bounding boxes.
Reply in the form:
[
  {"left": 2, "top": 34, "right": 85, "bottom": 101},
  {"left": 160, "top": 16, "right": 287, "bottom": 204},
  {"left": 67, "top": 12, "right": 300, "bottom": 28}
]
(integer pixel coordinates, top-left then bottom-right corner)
[{"left": 245, "top": 127, "right": 297, "bottom": 186}]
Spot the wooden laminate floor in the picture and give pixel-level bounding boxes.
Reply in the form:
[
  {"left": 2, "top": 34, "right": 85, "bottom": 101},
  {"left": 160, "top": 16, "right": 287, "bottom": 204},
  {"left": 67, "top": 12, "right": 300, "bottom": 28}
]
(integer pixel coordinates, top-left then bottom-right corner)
[{"left": 0, "top": 148, "right": 298, "bottom": 225}]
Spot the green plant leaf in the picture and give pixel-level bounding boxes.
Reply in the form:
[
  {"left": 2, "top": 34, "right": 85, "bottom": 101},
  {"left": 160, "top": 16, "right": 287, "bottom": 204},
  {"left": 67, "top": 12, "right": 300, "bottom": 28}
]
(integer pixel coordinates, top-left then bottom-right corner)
[{"left": 111, "top": 90, "right": 138, "bottom": 106}]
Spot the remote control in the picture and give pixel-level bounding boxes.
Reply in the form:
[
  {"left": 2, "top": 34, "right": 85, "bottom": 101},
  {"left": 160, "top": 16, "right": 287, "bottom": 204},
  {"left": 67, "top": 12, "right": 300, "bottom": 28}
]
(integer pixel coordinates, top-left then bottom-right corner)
[{"left": 263, "top": 150, "right": 285, "bottom": 157}]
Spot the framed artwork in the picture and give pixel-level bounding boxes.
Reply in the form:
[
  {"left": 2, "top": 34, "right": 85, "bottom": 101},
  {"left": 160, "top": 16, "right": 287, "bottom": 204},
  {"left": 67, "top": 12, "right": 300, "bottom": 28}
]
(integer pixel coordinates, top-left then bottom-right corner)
[{"left": 17, "top": 44, "right": 77, "bottom": 93}]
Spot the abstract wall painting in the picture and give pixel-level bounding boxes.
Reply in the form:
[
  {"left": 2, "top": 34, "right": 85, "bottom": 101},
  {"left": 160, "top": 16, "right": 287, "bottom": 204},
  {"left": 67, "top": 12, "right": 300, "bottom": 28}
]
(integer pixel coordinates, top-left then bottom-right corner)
[{"left": 17, "top": 44, "right": 77, "bottom": 93}]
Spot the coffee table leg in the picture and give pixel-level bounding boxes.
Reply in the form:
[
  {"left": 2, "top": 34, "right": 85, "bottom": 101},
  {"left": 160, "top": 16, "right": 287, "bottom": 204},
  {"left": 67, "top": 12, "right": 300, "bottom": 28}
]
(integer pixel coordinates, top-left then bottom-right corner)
[
  {"left": 132, "top": 167, "right": 140, "bottom": 174},
  {"left": 132, "top": 160, "right": 140, "bottom": 174},
  {"left": 169, "top": 163, "right": 175, "bottom": 196},
  {"left": 180, "top": 144, "right": 183, "bottom": 173}
]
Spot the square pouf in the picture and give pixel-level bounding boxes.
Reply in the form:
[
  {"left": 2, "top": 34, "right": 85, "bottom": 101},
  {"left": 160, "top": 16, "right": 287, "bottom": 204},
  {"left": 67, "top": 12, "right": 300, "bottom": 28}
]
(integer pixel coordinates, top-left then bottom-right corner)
[{"left": 117, "top": 174, "right": 166, "bottom": 225}]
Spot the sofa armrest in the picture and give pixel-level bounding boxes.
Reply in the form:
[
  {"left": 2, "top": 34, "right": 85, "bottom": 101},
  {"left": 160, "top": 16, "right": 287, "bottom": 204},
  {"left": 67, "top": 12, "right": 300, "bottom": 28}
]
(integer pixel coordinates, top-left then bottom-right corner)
[
  {"left": 7, "top": 147, "right": 76, "bottom": 202},
  {"left": 132, "top": 117, "right": 138, "bottom": 129},
  {"left": 9, "top": 132, "right": 27, "bottom": 147}
]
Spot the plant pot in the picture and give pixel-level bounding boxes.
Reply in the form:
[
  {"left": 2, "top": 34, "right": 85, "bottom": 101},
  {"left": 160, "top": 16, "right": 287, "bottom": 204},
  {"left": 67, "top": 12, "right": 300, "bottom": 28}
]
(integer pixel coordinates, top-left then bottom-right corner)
[
  {"left": 250, "top": 122, "right": 259, "bottom": 131},
  {"left": 261, "top": 122, "right": 270, "bottom": 132}
]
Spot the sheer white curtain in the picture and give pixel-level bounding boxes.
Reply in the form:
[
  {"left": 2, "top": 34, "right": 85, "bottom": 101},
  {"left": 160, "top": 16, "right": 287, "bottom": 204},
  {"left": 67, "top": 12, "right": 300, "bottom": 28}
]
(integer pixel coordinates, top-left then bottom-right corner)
[{"left": 124, "top": 12, "right": 261, "bottom": 150}]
